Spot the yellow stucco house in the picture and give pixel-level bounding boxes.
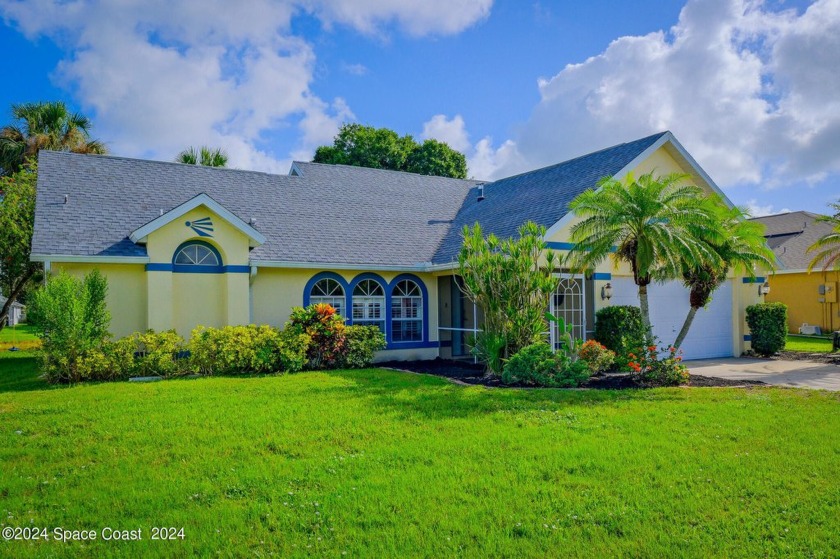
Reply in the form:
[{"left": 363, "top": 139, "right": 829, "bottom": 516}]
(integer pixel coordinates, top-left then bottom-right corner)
[
  {"left": 32, "top": 131, "right": 764, "bottom": 361},
  {"left": 751, "top": 211, "right": 837, "bottom": 334}
]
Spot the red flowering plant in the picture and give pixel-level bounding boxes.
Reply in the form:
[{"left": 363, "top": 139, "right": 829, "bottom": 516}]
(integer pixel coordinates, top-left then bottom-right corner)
[
  {"left": 626, "top": 339, "right": 689, "bottom": 387},
  {"left": 578, "top": 339, "right": 616, "bottom": 374},
  {"left": 286, "top": 303, "right": 348, "bottom": 370}
]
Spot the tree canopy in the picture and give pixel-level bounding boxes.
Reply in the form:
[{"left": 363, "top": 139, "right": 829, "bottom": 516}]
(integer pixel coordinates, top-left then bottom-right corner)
[
  {"left": 313, "top": 124, "right": 467, "bottom": 179},
  {"left": 177, "top": 146, "right": 228, "bottom": 167},
  {"left": 0, "top": 101, "right": 106, "bottom": 175}
]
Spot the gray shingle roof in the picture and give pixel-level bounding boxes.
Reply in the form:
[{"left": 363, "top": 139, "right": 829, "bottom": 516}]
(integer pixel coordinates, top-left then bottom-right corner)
[
  {"left": 33, "top": 132, "right": 667, "bottom": 268},
  {"left": 750, "top": 211, "right": 833, "bottom": 270}
]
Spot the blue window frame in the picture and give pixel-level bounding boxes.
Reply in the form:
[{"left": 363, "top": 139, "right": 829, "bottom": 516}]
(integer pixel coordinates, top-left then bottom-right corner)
[{"left": 171, "top": 241, "right": 224, "bottom": 273}]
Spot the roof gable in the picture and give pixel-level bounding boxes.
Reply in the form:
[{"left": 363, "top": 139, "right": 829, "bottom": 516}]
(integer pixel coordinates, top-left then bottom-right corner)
[
  {"left": 751, "top": 211, "right": 831, "bottom": 271},
  {"left": 129, "top": 193, "right": 266, "bottom": 247}
]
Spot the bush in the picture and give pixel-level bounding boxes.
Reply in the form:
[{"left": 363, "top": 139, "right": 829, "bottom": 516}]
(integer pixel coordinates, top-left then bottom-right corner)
[
  {"left": 285, "top": 304, "right": 348, "bottom": 369},
  {"left": 627, "top": 342, "right": 689, "bottom": 387},
  {"left": 594, "top": 306, "right": 647, "bottom": 370},
  {"left": 578, "top": 340, "right": 616, "bottom": 374},
  {"left": 341, "top": 325, "right": 386, "bottom": 368},
  {"left": 746, "top": 302, "right": 788, "bottom": 356},
  {"left": 28, "top": 269, "right": 112, "bottom": 383},
  {"left": 133, "top": 330, "right": 189, "bottom": 377},
  {"left": 502, "top": 342, "right": 591, "bottom": 388},
  {"left": 276, "top": 329, "right": 311, "bottom": 373},
  {"left": 189, "top": 324, "right": 312, "bottom": 375}
]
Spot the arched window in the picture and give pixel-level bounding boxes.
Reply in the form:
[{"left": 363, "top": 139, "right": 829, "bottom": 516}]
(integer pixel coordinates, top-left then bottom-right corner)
[
  {"left": 391, "top": 279, "right": 423, "bottom": 342},
  {"left": 352, "top": 279, "right": 385, "bottom": 332},
  {"left": 310, "top": 278, "right": 346, "bottom": 317},
  {"left": 172, "top": 241, "right": 222, "bottom": 272}
]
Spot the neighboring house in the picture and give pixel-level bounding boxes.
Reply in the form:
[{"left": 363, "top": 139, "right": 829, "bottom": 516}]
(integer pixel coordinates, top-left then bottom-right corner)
[
  {"left": 751, "top": 211, "right": 838, "bottom": 334},
  {"left": 0, "top": 296, "right": 25, "bottom": 327},
  {"left": 31, "top": 131, "right": 764, "bottom": 361}
]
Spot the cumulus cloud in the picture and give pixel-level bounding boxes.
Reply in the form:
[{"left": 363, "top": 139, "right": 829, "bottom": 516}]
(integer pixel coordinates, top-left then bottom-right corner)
[
  {"left": 0, "top": 0, "right": 491, "bottom": 170},
  {"left": 420, "top": 113, "right": 523, "bottom": 180},
  {"left": 485, "top": 0, "right": 840, "bottom": 193},
  {"left": 744, "top": 198, "right": 791, "bottom": 217}
]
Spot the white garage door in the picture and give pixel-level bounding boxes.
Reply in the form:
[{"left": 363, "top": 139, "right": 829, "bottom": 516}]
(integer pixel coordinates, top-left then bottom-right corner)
[{"left": 609, "top": 278, "right": 733, "bottom": 360}]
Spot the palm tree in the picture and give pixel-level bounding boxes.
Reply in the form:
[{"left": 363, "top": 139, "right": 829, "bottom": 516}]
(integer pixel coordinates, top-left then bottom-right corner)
[
  {"left": 566, "top": 172, "right": 720, "bottom": 336},
  {"left": 807, "top": 200, "right": 840, "bottom": 272},
  {"left": 0, "top": 101, "right": 106, "bottom": 175},
  {"left": 673, "top": 202, "right": 775, "bottom": 349},
  {"left": 176, "top": 146, "right": 228, "bottom": 167}
]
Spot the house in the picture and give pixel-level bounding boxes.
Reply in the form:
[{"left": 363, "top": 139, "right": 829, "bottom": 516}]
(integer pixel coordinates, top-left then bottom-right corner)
[
  {"left": 751, "top": 211, "right": 838, "bottom": 334},
  {"left": 31, "top": 131, "right": 764, "bottom": 361},
  {"left": 0, "top": 296, "right": 25, "bottom": 327}
]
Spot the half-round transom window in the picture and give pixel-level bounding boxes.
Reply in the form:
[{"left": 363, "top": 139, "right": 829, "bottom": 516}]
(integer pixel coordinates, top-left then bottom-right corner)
[
  {"left": 173, "top": 242, "right": 220, "bottom": 267},
  {"left": 310, "top": 278, "right": 346, "bottom": 317}
]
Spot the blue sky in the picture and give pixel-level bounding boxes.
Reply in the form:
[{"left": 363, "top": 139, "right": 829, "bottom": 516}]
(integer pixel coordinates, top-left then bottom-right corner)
[{"left": 0, "top": 0, "right": 836, "bottom": 216}]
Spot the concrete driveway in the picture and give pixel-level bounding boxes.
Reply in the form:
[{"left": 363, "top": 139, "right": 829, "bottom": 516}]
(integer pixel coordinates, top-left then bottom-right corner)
[{"left": 685, "top": 358, "right": 840, "bottom": 391}]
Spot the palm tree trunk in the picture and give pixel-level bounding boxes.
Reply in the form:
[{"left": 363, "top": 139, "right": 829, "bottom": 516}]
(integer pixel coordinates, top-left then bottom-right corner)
[
  {"left": 638, "top": 284, "right": 652, "bottom": 339},
  {"left": 673, "top": 306, "right": 698, "bottom": 350}
]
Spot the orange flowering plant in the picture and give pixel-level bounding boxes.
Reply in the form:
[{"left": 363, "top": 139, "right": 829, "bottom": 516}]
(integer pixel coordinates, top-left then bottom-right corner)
[
  {"left": 626, "top": 340, "right": 689, "bottom": 387},
  {"left": 578, "top": 339, "right": 616, "bottom": 374}
]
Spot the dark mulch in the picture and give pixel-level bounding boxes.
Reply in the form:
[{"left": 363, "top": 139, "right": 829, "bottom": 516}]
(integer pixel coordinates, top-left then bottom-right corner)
[
  {"left": 378, "top": 358, "right": 766, "bottom": 389},
  {"left": 765, "top": 351, "right": 840, "bottom": 366}
]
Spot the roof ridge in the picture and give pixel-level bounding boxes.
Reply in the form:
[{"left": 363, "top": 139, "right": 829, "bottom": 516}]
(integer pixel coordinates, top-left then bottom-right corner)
[
  {"left": 292, "top": 160, "right": 483, "bottom": 184},
  {"left": 40, "top": 150, "right": 293, "bottom": 180}
]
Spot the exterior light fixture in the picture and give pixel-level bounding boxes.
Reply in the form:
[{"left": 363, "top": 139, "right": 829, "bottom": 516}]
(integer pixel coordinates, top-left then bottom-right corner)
[
  {"left": 759, "top": 281, "right": 770, "bottom": 296},
  {"left": 601, "top": 282, "right": 613, "bottom": 301}
]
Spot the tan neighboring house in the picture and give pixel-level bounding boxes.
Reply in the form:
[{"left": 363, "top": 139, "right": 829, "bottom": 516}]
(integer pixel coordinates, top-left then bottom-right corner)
[{"left": 751, "top": 211, "right": 837, "bottom": 334}]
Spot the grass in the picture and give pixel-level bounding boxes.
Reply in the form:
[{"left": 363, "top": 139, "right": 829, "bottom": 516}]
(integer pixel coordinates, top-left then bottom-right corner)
[
  {"left": 786, "top": 334, "right": 833, "bottom": 354},
  {"left": 1, "top": 353, "right": 838, "bottom": 558},
  {"left": 0, "top": 324, "right": 40, "bottom": 351}
]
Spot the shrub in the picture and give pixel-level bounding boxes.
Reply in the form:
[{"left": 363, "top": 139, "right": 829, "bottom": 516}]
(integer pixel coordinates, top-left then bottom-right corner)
[
  {"left": 28, "top": 269, "right": 111, "bottom": 383},
  {"left": 134, "top": 330, "right": 189, "bottom": 377},
  {"left": 746, "top": 302, "right": 788, "bottom": 356},
  {"left": 627, "top": 343, "right": 689, "bottom": 387},
  {"left": 594, "top": 305, "right": 647, "bottom": 370},
  {"left": 285, "top": 304, "right": 348, "bottom": 369},
  {"left": 341, "top": 325, "right": 387, "bottom": 368},
  {"left": 190, "top": 324, "right": 311, "bottom": 375},
  {"left": 458, "top": 221, "right": 559, "bottom": 375},
  {"left": 502, "top": 342, "right": 591, "bottom": 388},
  {"left": 578, "top": 340, "right": 616, "bottom": 374},
  {"left": 277, "top": 329, "right": 311, "bottom": 373}
]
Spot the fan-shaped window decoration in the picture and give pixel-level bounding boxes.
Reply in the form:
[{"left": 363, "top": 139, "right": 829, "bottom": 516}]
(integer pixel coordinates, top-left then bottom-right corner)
[
  {"left": 352, "top": 279, "right": 385, "bottom": 332},
  {"left": 391, "top": 279, "right": 423, "bottom": 342},
  {"left": 310, "top": 278, "right": 346, "bottom": 318},
  {"left": 171, "top": 242, "right": 223, "bottom": 273}
]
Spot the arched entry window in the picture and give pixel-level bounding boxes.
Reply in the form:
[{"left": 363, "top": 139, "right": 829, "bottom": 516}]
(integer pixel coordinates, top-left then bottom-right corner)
[
  {"left": 352, "top": 279, "right": 385, "bottom": 332},
  {"left": 310, "top": 278, "right": 346, "bottom": 317},
  {"left": 391, "top": 279, "right": 423, "bottom": 342},
  {"left": 172, "top": 241, "right": 223, "bottom": 272}
]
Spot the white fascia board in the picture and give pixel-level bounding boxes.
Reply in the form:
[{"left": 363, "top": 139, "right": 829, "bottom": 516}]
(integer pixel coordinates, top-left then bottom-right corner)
[
  {"left": 30, "top": 253, "right": 150, "bottom": 264},
  {"left": 769, "top": 268, "right": 813, "bottom": 275},
  {"left": 253, "top": 260, "right": 429, "bottom": 272},
  {"left": 663, "top": 132, "right": 735, "bottom": 208},
  {"left": 129, "top": 193, "right": 266, "bottom": 247}
]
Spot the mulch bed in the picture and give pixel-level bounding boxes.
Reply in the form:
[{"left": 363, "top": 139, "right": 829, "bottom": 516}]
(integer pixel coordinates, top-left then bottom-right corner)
[
  {"left": 765, "top": 351, "right": 840, "bottom": 366},
  {"left": 378, "top": 358, "right": 765, "bottom": 389}
]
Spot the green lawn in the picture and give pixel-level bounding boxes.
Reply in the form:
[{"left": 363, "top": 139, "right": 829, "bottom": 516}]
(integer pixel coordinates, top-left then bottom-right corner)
[
  {"left": 1, "top": 353, "right": 838, "bottom": 558},
  {"left": 0, "top": 323, "right": 40, "bottom": 351},
  {"left": 786, "top": 334, "right": 833, "bottom": 353}
]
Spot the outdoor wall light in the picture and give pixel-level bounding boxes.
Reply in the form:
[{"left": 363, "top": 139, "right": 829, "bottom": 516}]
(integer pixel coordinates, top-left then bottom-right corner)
[
  {"left": 759, "top": 281, "right": 770, "bottom": 296},
  {"left": 601, "top": 282, "right": 613, "bottom": 301}
]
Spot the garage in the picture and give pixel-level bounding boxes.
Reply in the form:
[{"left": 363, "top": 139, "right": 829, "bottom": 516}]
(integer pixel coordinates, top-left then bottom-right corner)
[{"left": 609, "top": 278, "right": 734, "bottom": 360}]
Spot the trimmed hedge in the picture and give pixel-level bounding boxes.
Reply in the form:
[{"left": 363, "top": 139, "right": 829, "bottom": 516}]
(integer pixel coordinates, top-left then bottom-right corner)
[
  {"left": 746, "top": 302, "right": 788, "bottom": 356},
  {"left": 594, "top": 305, "right": 647, "bottom": 369}
]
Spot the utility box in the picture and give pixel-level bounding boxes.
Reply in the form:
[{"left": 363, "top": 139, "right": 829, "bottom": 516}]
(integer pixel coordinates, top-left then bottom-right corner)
[{"left": 822, "top": 283, "right": 838, "bottom": 303}]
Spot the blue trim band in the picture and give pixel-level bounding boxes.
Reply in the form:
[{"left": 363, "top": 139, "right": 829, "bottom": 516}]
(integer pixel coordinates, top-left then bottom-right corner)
[
  {"left": 546, "top": 242, "right": 617, "bottom": 253},
  {"left": 742, "top": 277, "right": 766, "bottom": 284},
  {"left": 592, "top": 272, "right": 612, "bottom": 280},
  {"left": 383, "top": 341, "right": 439, "bottom": 350},
  {"left": 146, "top": 263, "right": 172, "bottom": 272},
  {"left": 145, "top": 264, "right": 250, "bottom": 274},
  {"left": 743, "top": 335, "right": 752, "bottom": 342}
]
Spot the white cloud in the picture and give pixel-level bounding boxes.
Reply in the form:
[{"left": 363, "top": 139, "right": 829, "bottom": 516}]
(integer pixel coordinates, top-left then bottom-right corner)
[
  {"left": 421, "top": 114, "right": 471, "bottom": 152},
  {"left": 744, "top": 198, "right": 791, "bottom": 218},
  {"left": 484, "top": 0, "right": 840, "bottom": 193},
  {"left": 340, "top": 62, "right": 369, "bottom": 76},
  {"left": 0, "top": 0, "right": 491, "bottom": 170}
]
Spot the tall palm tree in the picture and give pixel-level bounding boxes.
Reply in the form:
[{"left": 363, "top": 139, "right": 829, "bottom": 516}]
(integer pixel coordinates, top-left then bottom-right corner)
[
  {"left": 0, "top": 101, "right": 106, "bottom": 175},
  {"left": 673, "top": 202, "right": 775, "bottom": 349},
  {"left": 176, "top": 146, "right": 228, "bottom": 167},
  {"left": 566, "top": 172, "right": 720, "bottom": 336},
  {"left": 807, "top": 200, "right": 840, "bottom": 272}
]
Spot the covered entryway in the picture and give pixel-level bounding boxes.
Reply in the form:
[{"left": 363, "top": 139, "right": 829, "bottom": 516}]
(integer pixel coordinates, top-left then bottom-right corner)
[
  {"left": 610, "top": 278, "right": 734, "bottom": 360},
  {"left": 549, "top": 275, "right": 591, "bottom": 349}
]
